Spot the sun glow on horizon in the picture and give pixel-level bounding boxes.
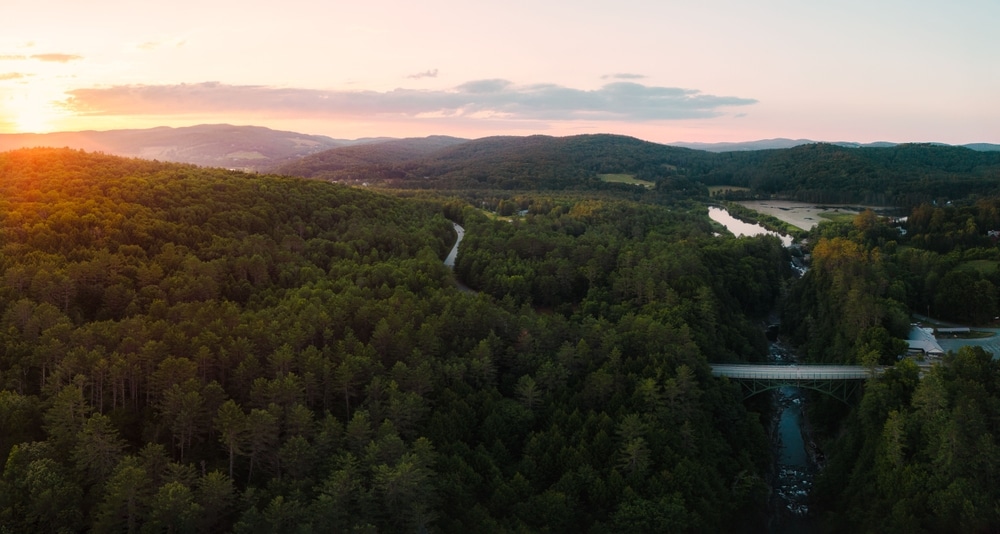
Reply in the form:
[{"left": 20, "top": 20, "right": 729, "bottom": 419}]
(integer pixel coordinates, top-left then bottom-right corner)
[{"left": 6, "top": 90, "right": 70, "bottom": 134}]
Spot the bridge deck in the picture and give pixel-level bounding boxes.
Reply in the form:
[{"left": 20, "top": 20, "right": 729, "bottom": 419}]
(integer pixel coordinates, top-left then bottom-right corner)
[
  {"left": 710, "top": 363, "right": 874, "bottom": 380},
  {"left": 710, "top": 363, "right": 877, "bottom": 402}
]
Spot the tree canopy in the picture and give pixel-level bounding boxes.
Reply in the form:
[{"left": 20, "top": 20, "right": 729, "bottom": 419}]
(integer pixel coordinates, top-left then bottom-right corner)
[{"left": 0, "top": 148, "right": 785, "bottom": 532}]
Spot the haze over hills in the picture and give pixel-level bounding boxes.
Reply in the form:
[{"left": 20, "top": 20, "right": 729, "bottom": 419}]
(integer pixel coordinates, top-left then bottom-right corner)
[
  {"left": 2, "top": 125, "right": 999, "bottom": 204},
  {"left": 275, "top": 135, "right": 468, "bottom": 179},
  {"left": 669, "top": 138, "right": 1000, "bottom": 152},
  {"left": 0, "top": 124, "right": 381, "bottom": 171},
  {"left": 1, "top": 124, "right": 997, "bottom": 175}
]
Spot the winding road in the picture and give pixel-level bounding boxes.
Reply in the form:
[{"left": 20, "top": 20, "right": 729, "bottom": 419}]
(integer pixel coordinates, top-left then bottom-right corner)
[{"left": 444, "top": 222, "right": 464, "bottom": 269}]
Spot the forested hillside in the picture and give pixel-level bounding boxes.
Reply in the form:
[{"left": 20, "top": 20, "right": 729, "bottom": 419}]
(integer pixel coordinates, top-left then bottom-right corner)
[
  {"left": 813, "top": 348, "right": 1000, "bottom": 532},
  {"left": 276, "top": 134, "right": 1000, "bottom": 208},
  {"left": 781, "top": 203, "right": 1000, "bottom": 531},
  {"left": 274, "top": 136, "right": 468, "bottom": 181},
  {"left": 701, "top": 143, "right": 1000, "bottom": 206},
  {"left": 784, "top": 200, "right": 1000, "bottom": 365},
  {"left": 0, "top": 148, "right": 786, "bottom": 532},
  {"left": 276, "top": 134, "right": 713, "bottom": 190}
]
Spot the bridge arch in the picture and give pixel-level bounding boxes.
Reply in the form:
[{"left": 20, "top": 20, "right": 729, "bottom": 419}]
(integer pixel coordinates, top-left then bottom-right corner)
[{"left": 710, "top": 364, "right": 876, "bottom": 403}]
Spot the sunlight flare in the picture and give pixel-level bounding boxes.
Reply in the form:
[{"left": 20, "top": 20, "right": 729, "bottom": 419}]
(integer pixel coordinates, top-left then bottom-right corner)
[{"left": 9, "top": 91, "right": 65, "bottom": 133}]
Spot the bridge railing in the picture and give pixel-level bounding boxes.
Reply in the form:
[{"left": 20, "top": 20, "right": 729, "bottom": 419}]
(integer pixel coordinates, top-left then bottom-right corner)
[
  {"left": 708, "top": 363, "right": 883, "bottom": 402},
  {"left": 709, "top": 363, "right": 878, "bottom": 381}
]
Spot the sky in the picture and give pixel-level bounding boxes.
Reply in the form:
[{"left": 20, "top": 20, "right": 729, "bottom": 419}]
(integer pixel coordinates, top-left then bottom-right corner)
[{"left": 1, "top": 0, "right": 998, "bottom": 144}]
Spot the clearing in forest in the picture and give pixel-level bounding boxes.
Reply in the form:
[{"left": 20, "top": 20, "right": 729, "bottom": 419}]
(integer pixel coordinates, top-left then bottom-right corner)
[{"left": 598, "top": 173, "right": 655, "bottom": 188}]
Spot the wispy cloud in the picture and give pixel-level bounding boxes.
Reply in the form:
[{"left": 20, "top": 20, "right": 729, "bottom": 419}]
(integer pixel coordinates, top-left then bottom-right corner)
[
  {"left": 30, "top": 54, "right": 83, "bottom": 63},
  {"left": 138, "top": 39, "right": 187, "bottom": 51},
  {"left": 1, "top": 53, "right": 84, "bottom": 63},
  {"left": 0, "top": 73, "right": 26, "bottom": 81},
  {"left": 602, "top": 73, "right": 646, "bottom": 80},
  {"left": 63, "top": 80, "right": 757, "bottom": 122},
  {"left": 407, "top": 69, "right": 438, "bottom": 79}
]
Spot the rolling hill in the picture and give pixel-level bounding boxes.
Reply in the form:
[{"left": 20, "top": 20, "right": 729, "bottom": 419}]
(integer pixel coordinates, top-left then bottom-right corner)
[
  {"left": 671, "top": 138, "right": 1000, "bottom": 152},
  {"left": 274, "top": 135, "right": 468, "bottom": 179},
  {"left": 0, "top": 124, "right": 362, "bottom": 171},
  {"left": 273, "top": 133, "right": 1000, "bottom": 206},
  {"left": 4, "top": 124, "right": 999, "bottom": 204},
  {"left": 275, "top": 133, "right": 712, "bottom": 190}
]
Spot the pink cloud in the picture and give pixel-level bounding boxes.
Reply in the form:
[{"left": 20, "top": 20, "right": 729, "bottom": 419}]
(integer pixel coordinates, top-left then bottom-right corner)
[
  {"left": 30, "top": 54, "right": 83, "bottom": 63},
  {"left": 63, "top": 80, "right": 757, "bottom": 122}
]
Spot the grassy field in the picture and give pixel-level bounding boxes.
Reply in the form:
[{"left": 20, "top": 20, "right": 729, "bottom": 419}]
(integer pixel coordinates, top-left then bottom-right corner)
[
  {"left": 598, "top": 174, "right": 655, "bottom": 188},
  {"left": 475, "top": 208, "right": 514, "bottom": 222},
  {"left": 818, "top": 211, "right": 856, "bottom": 224}
]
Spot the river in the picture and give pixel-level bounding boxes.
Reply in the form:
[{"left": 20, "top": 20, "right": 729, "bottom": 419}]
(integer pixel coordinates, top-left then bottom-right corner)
[
  {"left": 709, "top": 205, "right": 813, "bottom": 531},
  {"left": 708, "top": 206, "right": 794, "bottom": 246},
  {"left": 453, "top": 208, "right": 815, "bottom": 528},
  {"left": 769, "top": 344, "right": 815, "bottom": 533}
]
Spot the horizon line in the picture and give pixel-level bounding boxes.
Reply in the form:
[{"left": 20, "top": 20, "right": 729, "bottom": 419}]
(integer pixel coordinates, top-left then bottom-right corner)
[{"left": 0, "top": 123, "right": 997, "bottom": 148}]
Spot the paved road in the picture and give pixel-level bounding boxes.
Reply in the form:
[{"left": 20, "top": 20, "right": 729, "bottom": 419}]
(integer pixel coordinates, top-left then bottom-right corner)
[
  {"left": 936, "top": 333, "right": 1000, "bottom": 359},
  {"left": 710, "top": 364, "right": 873, "bottom": 380},
  {"left": 444, "top": 222, "right": 464, "bottom": 268}
]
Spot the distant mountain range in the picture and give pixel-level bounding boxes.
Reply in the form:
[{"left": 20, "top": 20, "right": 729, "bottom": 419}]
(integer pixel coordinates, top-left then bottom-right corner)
[
  {"left": 1, "top": 125, "right": 998, "bottom": 178},
  {"left": 669, "top": 138, "right": 1000, "bottom": 152},
  {"left": 0, "top": 124, "right": 387, "bottom": 171}
]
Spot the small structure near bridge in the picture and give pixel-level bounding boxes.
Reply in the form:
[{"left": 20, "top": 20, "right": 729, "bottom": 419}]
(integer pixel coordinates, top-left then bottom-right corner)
[{"left": 907, "top": 326, "right": 944, "bottom": 361}]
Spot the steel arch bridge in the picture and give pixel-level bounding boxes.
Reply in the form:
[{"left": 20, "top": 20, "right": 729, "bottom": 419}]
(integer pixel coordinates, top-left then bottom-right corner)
[{"left": 710, "top": 363, "right": 880, "bottom": 403}]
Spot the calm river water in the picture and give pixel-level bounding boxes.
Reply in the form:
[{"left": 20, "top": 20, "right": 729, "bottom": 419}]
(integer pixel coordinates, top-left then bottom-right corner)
[{"left": 708, "top": 206, "right": 793, "bottom": 246}]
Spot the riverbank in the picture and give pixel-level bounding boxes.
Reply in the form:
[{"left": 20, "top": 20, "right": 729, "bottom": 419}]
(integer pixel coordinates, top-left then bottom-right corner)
[
  {"left": 708, "top": 206, "right": 794, "bottom": 246},
  {"left": 735, "top": 200, "right": 895, "bottom": 232}
]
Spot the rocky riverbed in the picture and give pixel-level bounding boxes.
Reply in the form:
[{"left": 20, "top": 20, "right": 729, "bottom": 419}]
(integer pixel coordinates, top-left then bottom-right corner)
[{"left": 768, "top": 342, "right": 819, "bottom": 533}]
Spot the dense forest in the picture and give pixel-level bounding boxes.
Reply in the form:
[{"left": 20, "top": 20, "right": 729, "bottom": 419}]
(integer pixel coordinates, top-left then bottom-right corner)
[
  {"left": 781, "top": 201, "right": 1000, "bottom": 531},
  {"left": 273, "top": 136, "right": 467, "bottom": 181},
  {"left": 4, "top": 144, "right": 1000, "bottom": 532},
  {"left": 276, "top": 135, "right": 703, "bottom": 190},
  {"left": 784, "top": 200, "right": 1000, "bottom": 365},
  {"left": 0, "top": 148, "right": 789, "bottom": 532},
  {"left": 275, "top": 134, "right": 1000, "bottom": 208}
]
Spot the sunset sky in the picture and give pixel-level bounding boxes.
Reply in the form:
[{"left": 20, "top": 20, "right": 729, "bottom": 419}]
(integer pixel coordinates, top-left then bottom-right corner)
[{"left": 2, "top": 0, "right": 997, "bottom": 144}]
